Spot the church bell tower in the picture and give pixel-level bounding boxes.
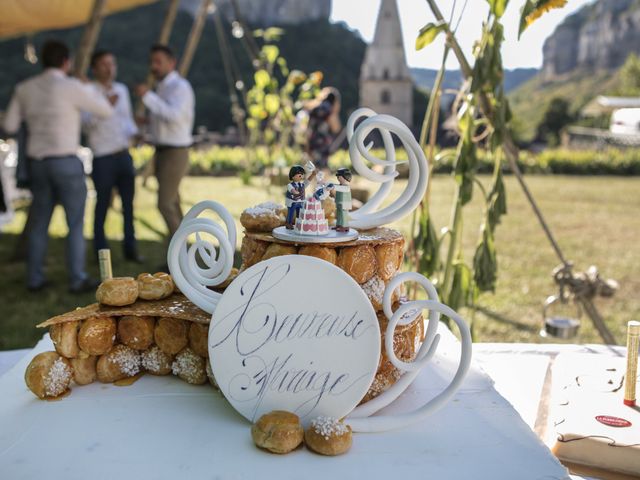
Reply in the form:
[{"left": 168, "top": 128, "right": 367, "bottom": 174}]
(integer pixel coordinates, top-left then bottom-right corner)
[{"left": 359, "top": 0, "right": 413, "bottom": 127}]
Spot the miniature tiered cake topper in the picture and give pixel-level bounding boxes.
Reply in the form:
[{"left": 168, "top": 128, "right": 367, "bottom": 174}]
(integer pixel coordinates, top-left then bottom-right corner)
[
  {"left": 273, "top": 108, "right": 429, "bottom": 243},
  {"left": 167, "top": 110, "right": 471, "bottom": 433}
]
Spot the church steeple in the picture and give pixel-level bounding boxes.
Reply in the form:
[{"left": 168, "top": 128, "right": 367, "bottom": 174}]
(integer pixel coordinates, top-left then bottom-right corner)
[
  {"left": 373, "top": 0, "right": 407, "bottom": 55},
  {"left": 359, "top": 0, "right": 413, "bottom": 126}
]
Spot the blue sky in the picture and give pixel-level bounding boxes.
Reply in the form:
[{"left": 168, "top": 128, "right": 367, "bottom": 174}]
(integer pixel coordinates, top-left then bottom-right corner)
[{"left": 330, "top": 0, "right": 594, "bottom": 70}]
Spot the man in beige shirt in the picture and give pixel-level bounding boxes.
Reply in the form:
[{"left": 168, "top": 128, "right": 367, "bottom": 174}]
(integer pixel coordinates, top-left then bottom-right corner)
[{"left": 4, "top": 40, "right": 113, "bottom": 292}]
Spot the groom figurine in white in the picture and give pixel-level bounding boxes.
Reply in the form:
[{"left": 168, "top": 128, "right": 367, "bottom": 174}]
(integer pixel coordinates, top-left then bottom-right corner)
[{"left": 332, "top": 168, "right": 352, "bottom": 232}]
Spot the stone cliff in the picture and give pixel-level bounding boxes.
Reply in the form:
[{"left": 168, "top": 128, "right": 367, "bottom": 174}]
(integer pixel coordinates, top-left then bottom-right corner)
[
  {"left": 542, "top": 0, "right": 640, "bottom": 79},
  {"left": 180, "top": 0, "right": 332, "bottom": 26}
]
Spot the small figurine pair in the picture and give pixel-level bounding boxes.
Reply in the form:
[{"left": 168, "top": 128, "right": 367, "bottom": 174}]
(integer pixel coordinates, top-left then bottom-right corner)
[{"left": 284, "top": 164, "right": 352, "bottom": 232}]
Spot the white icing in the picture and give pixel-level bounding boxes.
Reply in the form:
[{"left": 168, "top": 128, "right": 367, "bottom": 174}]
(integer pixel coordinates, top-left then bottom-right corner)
[
  {"left": 141, "top": 346, "right": 169, "bottom": 373},
  {"left": 167, "top": 201, "right": 236, "bottom": 314},
  {"left": 172, "top": 349, "right": 205, "bottom": 383},
  {"left": 346, "top": 109, "right": 429, "bottom": 230},
  {"left": 362, "top": 275, "right": 385, "bottom": 306},
  {"left": 44, "top": 358, "right": 72, "bottom": 397},
  {"left": 243, "top": 202, "right": 283, "bottom": 217},
  {"left": 110, "top": 347, "right": 141, "bottom": 377},
  {"left": 347, "top": 272, "right": 472, "bottom": 433},
  {"left": 310, "top": 416, "right": 349, "bottom": 440}
]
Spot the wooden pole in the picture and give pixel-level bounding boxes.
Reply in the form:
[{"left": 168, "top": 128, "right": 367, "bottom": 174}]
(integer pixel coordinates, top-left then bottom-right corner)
[
  {"left": 157, "top": 0, "right": 181, "bottom": 45},
  {"left": 141, "top": 0, "right": 181, "bottom": 92},
  {"left": 179, "top": 0, "right": 213, "bottom": 77},
  {"left": 138, "top": 0, "right": 181, "bottom": 99},
  {"left": 74, "top": 0, "right": 108, "bottom": 77},
  {"left": 578, "top": 297, "right": 617, "bottom": 345},
  {"left": 136, "top": 0, "right": 180, "bottom": 120}
]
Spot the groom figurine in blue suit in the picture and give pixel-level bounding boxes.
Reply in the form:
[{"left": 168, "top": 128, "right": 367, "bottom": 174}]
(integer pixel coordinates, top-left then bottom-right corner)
[{"left": 285, "top": 164, "right": 316, "bottom": 229}]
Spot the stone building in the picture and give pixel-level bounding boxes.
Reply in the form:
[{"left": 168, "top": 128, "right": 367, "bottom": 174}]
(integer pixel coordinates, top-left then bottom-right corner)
[{"left": 359, "top": 0, "right": 413, "bottom": 126}]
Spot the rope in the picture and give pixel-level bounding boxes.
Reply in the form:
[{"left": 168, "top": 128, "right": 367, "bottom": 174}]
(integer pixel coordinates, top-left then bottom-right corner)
[
  {"left": 228, "top": 0, "right": 261, "bottom": 64},
  {"left": 551, "top": 262, "right": 619, "bottom": 345},
  {"left": 552, "top": 263, "right": 619, "bottom": 303},
  {"left": 212, "top": 4, "right": 247, "bottom": 143}
]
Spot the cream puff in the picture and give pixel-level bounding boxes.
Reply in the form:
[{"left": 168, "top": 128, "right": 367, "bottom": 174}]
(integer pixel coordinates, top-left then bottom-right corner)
[
  {"left": 171, "top": 347, "right": 207, "bottom": 385},
  {"left": 154, "top": 317, "right": 189, "bottom": 355},
  {"left": 96, "top": 345, "right": 141, "bottom": 383},
  {"left": 304, "top": 416, "right": 352, "bottom": 456},
  {"left": 137, "top": 272, "right": 174, "bottom": 300},
  {"left": 78, "top": 316, "right": 116, "bottom": 356},
  {"left": 24, "top": 351, "right": 73, "bottom": 399},
  {"left": 96, "top": 277, "right": 139, "bottom": 306},
  {"left": 251, "top": 410, "right": 304, "bottom": 454},
  {"left": 117, "top": 315, "right": 155, "bottom": 350}
]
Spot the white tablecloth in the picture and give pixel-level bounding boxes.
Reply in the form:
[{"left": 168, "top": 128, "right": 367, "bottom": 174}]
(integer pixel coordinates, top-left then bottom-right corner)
[
  {"left": 0, "top": 348, "right": 29, "bottom": 377},
  {"left": 473, "top": 343, "right": 627, "bottom": 438},
  {"left": 0, "top": 327, "right": 574, "bottom": 480}
]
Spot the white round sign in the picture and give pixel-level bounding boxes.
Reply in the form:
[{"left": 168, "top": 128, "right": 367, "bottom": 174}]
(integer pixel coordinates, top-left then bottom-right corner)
[{"left": 209, "top": 255, "right": 380, "bottom": 424}]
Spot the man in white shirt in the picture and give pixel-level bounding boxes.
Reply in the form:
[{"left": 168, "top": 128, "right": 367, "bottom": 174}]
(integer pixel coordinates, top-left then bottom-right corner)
[
  {"left": 3, "top": 40, "right": 113, "bottom": 293},
  {"left": 135, "top": 44, "right": 194, "bottom": 239},
  {"left": 84, "top": 50, "right": 142, "bottom": 263}
]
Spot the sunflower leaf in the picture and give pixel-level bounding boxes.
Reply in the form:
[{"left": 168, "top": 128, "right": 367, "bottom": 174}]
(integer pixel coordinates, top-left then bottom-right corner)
[{"left": 416, "top": 21, "right": 447, "bottom": 51}]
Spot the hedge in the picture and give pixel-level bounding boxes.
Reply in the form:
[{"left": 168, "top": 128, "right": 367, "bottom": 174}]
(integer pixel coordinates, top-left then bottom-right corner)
[{"left": 130, "top": 146, "right": 640, "bottom": 176}]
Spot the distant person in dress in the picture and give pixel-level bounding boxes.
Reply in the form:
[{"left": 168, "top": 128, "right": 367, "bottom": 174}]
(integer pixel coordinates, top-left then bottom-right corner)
[
  {"left": 305, "top": 87, "right": 341, "bottom": 170},
  {"left": 134, "top": 44, "right": 195, "bottom": 240},
  {"left": 3, "top": 40, "right": 114, "bottom": 293},
  {"left": 0, "top": 149, "right": 8, "bottom": 223},
  {"left": 84, "top": 50, "right": 142, "bottom": 263}
]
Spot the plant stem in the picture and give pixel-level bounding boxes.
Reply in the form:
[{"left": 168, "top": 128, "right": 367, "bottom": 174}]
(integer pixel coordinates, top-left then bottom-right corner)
[
  {"left": 408, "top": 46, "right": 449, "bottom": 287},
  {"left": 441, "top": 191, "right": 463, "bottom": 299},
  {"left": 425, "top": 86, "right": 441, "bottom": 201},
  {"left": 409, "top": 54, "right": 444, "bottom": 281}
]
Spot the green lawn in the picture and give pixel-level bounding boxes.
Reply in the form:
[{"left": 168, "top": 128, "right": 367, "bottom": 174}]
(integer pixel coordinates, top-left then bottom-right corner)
[{"left": 1, "top": 174, "right": 638, "bottom": 350}]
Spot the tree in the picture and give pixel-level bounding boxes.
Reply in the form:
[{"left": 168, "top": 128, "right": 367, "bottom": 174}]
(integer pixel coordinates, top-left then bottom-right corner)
[
  {"left": 616, "top": 53, "right": 640, "bottom": 96},
  {"left": 536, "top": 97, "right": 574, "bottom": 146}
]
